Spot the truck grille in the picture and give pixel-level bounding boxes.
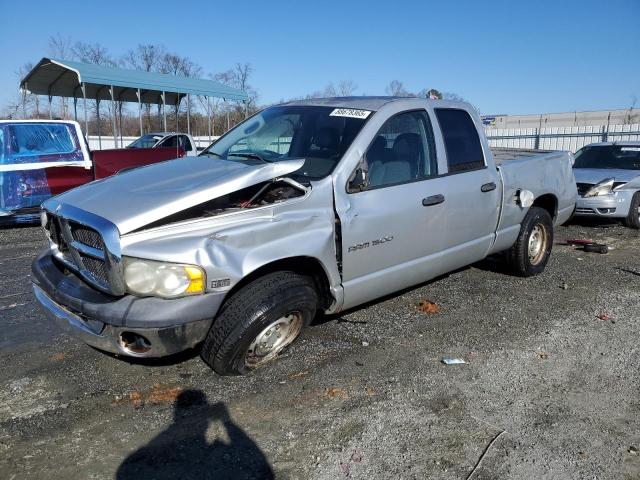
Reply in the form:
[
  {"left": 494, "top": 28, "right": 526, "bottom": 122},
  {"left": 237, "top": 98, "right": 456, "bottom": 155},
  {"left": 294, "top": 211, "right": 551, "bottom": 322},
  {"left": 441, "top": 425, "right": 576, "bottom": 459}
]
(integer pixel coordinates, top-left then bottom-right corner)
[
  {"left": 44, "top": 211, "right": 118, "bottom": 294},
  {"left": 70, "top": 222, "right": 104, "bottom": 250},
  {"left": 80, "top": 255, "right": 111, "bottom": 285}
]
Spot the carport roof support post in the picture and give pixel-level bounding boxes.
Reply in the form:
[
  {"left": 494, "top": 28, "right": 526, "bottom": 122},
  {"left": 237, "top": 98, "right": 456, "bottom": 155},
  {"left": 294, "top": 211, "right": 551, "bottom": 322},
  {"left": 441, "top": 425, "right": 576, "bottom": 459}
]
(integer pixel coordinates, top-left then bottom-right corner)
[{"left": 109, "top": 85, "right": 118, "bottom": 148}]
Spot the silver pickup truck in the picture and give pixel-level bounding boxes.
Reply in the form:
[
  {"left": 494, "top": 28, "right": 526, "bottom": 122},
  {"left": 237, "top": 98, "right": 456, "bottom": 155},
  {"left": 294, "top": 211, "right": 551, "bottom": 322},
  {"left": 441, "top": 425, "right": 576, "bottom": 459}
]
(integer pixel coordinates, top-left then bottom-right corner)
[{"left": 32, "top": 97, "right": 576, "bottom": 375}]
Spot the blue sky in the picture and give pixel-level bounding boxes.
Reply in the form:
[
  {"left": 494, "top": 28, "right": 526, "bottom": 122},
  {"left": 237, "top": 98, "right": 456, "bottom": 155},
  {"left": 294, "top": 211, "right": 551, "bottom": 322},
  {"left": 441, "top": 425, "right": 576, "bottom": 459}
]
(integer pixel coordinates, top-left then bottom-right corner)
[{"left": 0, "top": 0, "right": 638, "bottom": 115}]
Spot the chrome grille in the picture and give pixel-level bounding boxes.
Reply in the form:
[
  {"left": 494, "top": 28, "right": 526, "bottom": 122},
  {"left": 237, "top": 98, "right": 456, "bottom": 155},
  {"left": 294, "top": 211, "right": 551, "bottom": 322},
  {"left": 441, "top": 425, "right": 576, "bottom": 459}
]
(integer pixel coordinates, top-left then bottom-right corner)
[
  {"left": 43, "top": 207, "right": 124, "bottom": 295},
  {"left": 80, "top": 255, "right": 110, "bottom": 285},
  {"left": 70, "top": 222, "right": 103, "bottom": 250}
]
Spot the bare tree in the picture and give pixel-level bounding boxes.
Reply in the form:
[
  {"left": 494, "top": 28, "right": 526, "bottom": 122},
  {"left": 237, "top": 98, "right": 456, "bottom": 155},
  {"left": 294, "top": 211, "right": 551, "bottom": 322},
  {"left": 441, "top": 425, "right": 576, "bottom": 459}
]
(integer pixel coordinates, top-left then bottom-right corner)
[
  {"left": 47, "top": 34, "right": 75, "bottom": 118},
  {"left": 214, "top": 63, "right": 259, "bottom": 126},
  {"left": 386, "top": 80, "right": 412, "bottom": 97},
  {"left": 160, "top": 53, "right": 203, "bottom": 130},
  {"left": 122, "top": 44, "right": 167, "bottom": 131},
  {"left": 337, "top": 80, "right": 357, "bottom": 97},
  {"left": 323, "top": 83, "right": 337, "bottom": 98},
  {"left": 71, "top": 41, "right": 115, "bottom": 136},
  {"left": 16, "top": 62, "right": 39, "bottom": 118},
  {"left": 72, "top": 41, "right": 114, "bottom": 66},
  {"left": 48, "top": 34, "right": 73, "bottom": 59}
]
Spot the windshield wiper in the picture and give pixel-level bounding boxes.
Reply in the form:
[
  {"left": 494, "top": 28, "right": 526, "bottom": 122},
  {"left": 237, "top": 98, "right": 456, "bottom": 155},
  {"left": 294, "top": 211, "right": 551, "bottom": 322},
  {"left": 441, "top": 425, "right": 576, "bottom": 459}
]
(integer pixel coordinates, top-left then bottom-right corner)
[
  {"left": 200, "top": 151, "right": 224, "bottom": 158},
  {"left": 228, "top": 152, "right": 273, "bottom": 163}
]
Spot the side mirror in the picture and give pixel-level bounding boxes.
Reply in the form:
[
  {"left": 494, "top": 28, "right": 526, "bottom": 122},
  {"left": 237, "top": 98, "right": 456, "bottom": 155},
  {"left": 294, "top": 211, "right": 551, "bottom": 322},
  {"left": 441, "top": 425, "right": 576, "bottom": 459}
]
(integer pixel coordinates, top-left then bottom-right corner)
[{"left": 348, "top": 167, "right": 368, "bottom": 193}]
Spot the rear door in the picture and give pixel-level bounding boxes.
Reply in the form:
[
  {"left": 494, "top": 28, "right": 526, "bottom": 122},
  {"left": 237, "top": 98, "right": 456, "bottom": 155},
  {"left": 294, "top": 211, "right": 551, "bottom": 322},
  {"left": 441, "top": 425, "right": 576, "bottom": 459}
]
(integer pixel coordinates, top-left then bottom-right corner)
[
  {"left": 0, "top": 122, "right": 91, "bottom": 215},
  {"left": 340, "top": 110, "right": 450, "bottom": 308},
  {"left": 433, "top": 108, "right": 501, "bottom": 270}
]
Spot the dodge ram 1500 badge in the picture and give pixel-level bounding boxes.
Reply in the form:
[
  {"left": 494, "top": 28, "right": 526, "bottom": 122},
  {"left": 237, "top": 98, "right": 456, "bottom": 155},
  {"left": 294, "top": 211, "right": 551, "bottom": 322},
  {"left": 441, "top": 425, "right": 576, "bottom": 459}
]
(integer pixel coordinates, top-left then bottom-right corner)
[{"left": 32, "top": 97, "right": 577, "bottom": 375}]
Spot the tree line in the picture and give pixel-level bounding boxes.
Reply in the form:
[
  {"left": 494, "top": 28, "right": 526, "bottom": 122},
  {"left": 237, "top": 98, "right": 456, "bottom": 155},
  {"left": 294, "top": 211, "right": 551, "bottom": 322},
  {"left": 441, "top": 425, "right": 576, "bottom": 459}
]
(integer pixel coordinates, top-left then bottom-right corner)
[{"left": 2, "top": 35, "right": 470, "bottom": 139}]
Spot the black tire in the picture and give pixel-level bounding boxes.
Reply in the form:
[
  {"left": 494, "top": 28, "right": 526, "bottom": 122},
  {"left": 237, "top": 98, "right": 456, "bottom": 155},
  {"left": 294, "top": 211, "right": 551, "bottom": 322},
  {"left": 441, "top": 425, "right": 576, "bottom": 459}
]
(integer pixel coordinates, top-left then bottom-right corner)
[
  {"left": 623, "top": 192, "right": 640, "bottom": 229},
  {"left": 505, "top": 206, "right": 554, "bottom": 277},
  {"left": 200, "top": 271, "right": 318, "bottom": 375}
]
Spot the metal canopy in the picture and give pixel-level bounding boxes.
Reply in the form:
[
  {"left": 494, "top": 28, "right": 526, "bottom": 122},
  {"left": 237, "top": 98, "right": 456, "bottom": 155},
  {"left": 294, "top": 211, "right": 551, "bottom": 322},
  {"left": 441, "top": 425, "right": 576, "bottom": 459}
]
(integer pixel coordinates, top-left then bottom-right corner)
[
  {"left": 20, "top": 57, "right": 247, "bottom": 104},
  {"left": 19, "top": 57, "right": 247, "bottom": 148}
]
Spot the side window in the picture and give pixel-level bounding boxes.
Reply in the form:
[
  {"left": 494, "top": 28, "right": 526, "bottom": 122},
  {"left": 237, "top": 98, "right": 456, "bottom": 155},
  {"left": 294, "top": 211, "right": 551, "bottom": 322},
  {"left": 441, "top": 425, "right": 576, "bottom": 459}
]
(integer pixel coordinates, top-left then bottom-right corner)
[
  {"left": 435, "top": 109, "right": 485, "bottom": 173},
  {"left": 160, "top": 135, "right": 178, "bottom": 148},
  {"left": 365, "top": 111, "right": 437, "bottom": 188},
  {"left": 179, "top": 135, "right": 193, "bottom": 152}
]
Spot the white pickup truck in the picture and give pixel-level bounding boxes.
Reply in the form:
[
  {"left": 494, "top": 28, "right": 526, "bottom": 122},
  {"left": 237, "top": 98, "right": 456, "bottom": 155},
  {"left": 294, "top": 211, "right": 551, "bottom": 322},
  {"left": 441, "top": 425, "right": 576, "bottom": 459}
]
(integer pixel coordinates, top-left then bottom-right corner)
[
  {"left": 126, "top": 132, "right": 199, "bottom": 156},
  {"left": 32, "top": 97, "right": 577, "bottom": 375}
]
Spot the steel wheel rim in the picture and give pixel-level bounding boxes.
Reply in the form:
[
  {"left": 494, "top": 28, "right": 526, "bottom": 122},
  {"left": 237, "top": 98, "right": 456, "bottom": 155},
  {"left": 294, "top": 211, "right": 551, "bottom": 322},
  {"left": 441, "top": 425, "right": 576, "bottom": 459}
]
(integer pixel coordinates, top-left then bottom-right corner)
[
  {"left": 528, "top": 223, "right": 548, "bottom": 264},
  {"left": 245, "top": 312, "right": 303, "bottom": 367}
]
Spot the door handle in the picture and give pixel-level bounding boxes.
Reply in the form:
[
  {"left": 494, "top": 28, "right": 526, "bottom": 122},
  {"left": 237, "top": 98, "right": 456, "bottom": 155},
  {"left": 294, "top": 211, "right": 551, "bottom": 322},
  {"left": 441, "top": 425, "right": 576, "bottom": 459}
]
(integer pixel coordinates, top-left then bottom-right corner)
[
  {"left": 481, "top": 182, "right": 497, "bottom": 192},
  {"left": 422, "top": 194, "right": 445, "bottom": 207}
]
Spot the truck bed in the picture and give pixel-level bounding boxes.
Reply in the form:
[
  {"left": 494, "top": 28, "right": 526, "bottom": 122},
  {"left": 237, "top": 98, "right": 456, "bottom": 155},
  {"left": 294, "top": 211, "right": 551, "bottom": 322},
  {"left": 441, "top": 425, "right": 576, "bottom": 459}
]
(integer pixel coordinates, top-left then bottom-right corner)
[
  {"left": 491, "top": 147, "right": 555, "bottom": 164},
  {"left": 493, "top": 147, "right": 576, "bottom": 243}
]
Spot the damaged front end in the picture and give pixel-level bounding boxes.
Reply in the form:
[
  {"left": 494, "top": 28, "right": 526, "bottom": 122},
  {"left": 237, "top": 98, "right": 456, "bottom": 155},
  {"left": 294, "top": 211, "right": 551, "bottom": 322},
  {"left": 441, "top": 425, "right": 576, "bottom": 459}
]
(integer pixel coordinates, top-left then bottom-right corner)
[{"left": 138, "top": 177, "right": 309, "bottom": 231}]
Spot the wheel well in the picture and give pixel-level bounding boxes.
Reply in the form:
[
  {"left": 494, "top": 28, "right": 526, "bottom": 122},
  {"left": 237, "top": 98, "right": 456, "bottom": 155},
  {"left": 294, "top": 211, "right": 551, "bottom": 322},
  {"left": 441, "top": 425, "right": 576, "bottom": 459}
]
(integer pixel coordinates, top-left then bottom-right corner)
[
  {"left": 533, "top": 194, "right": 558, "bottom": 219},
  {"left": 226, "top": 257, "right": 334, "bottom": 310}
]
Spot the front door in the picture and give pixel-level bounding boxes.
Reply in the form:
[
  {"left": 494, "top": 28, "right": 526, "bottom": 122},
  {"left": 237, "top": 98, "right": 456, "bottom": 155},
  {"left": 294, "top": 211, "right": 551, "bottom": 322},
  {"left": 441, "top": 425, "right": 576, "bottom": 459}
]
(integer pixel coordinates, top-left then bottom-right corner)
[{"left": 339, "top": 110, "right": 449, "bottom": 309}]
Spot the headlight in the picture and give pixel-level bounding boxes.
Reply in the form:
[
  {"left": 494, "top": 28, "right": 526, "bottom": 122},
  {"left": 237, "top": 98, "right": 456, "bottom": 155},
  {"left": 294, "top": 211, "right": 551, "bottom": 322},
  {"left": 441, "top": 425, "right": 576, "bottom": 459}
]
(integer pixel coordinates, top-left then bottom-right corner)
[
  {"left": 584, "top": 178, "right": 614, "bottom": 197},
  {"left": 123, "top": 257, "right": 205, "bottom": 298}
]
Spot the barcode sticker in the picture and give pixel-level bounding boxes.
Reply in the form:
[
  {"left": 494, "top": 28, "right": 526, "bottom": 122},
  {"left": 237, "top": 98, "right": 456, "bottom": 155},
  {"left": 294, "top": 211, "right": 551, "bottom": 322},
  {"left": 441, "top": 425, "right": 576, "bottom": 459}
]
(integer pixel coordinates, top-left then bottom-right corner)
[{"left": 329, "top": 108, "right": 372, "bottom": 119}]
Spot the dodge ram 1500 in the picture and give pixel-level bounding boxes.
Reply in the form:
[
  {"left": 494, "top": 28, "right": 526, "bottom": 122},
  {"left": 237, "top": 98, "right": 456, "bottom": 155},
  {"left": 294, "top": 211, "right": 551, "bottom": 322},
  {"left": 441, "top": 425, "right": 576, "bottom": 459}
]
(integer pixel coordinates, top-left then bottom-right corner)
[{"left": 32, "top": 97, "right": 577, "bottom": 375}]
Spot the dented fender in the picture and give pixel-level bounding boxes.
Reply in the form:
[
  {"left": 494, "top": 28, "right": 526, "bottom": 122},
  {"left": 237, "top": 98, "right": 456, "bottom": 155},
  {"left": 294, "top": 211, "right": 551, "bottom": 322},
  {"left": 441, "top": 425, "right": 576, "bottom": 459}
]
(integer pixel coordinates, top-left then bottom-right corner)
[{"left": 120, "top": 177, "right": 344, "bottom": 312}]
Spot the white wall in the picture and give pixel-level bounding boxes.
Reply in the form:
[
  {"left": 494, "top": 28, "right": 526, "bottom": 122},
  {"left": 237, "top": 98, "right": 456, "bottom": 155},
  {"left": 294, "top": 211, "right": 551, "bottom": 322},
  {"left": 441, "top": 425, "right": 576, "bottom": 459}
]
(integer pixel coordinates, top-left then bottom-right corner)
[{"left": 485, "top": 123, "right": 640, "bottom": 152}]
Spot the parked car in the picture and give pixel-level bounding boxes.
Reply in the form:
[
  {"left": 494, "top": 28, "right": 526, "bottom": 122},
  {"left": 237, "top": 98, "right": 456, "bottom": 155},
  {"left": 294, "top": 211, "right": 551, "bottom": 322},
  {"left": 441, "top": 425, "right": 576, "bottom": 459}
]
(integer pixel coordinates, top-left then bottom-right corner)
[
  {"left": 127, "top": 132, "right": 198, "bottom": 156},
  {"left": 0, "top": 120, "right": 185, "bottom": 225},
  {"left": 32, "top": 97, "right": 576, "bottom": 375},
  {"left": 573, "top": 142, "right": 640, "bottom": 228}
]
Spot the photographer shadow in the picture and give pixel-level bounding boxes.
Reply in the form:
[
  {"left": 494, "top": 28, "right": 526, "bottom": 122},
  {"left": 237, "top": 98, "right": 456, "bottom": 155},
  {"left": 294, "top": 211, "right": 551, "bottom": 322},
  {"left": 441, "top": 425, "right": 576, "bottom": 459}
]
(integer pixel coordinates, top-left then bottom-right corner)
[{"left": 116, "top": 389, "right": 274, "bottom": 480}]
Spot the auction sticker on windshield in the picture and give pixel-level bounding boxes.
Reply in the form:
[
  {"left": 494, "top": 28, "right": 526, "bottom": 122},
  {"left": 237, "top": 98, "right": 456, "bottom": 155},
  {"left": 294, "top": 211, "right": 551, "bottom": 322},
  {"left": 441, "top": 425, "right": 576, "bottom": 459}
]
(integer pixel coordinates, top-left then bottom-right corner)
[{"left": 330, "top": 108, "right": 372, "bottom": 119}]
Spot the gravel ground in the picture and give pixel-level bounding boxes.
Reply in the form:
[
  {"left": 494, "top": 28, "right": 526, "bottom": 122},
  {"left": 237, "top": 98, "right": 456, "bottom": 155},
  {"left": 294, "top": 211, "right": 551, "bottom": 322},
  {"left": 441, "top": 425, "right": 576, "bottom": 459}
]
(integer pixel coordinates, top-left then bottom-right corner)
[{"left": 0, "top": 220, "right": 638, "bottom": 480}]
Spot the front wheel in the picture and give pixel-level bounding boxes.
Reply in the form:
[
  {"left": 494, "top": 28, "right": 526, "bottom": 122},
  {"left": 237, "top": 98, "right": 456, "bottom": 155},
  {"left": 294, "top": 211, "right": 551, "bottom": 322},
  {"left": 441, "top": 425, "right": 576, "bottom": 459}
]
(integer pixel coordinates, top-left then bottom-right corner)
[
  {"left": 623, "top": 192, "right": 640, "bottom": 229},
  {"left": 504, "top": 206, "right": 554, "bottom": 277},
  {"left": 200, "top": 271, "right": 318, "bottom": 375}
]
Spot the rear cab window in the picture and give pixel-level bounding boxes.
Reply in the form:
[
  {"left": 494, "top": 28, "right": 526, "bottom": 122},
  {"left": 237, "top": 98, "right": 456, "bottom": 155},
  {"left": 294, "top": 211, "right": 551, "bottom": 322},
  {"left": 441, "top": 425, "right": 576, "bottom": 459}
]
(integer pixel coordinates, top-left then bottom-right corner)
[
  {"left": 3, "top": 123, "right": 82, "bottom": 164},
  {"left": 435, "top": 108, "right": 485, "bottom": 173}
]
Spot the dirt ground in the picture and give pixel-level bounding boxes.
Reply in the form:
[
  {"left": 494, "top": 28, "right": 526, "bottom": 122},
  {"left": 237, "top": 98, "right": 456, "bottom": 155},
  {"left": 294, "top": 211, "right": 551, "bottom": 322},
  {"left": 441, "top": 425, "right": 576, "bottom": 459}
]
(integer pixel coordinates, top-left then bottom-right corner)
[{"left": 0, "top": 219, "right": 639, "bottom": 480}]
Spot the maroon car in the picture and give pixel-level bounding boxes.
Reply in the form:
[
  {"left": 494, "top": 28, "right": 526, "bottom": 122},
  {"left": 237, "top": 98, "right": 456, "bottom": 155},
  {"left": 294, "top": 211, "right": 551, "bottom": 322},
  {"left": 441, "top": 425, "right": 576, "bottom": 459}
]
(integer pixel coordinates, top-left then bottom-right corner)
[{"left": 0, "top": 120, "right": 185, "bottom": 225}]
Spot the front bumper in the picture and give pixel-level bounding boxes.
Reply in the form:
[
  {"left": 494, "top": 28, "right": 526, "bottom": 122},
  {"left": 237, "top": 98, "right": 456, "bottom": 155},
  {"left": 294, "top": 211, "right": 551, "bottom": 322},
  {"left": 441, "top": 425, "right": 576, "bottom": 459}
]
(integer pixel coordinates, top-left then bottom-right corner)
[
  {"left": 574, "top": 190, "right": 634, "bottom": 218},
  {"left": 31, "top": 252, "right": 225, "bottom": 357}
]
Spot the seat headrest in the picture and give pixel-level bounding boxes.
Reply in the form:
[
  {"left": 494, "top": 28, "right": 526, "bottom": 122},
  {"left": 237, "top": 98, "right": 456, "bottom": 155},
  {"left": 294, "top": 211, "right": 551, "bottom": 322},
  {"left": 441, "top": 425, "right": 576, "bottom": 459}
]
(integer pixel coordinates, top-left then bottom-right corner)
[
  {"left": 392, "top": 132, "right": 422, "bottom": 157},
  {"left": 314, "top": 127, "right": 340, "bottom": 150}
]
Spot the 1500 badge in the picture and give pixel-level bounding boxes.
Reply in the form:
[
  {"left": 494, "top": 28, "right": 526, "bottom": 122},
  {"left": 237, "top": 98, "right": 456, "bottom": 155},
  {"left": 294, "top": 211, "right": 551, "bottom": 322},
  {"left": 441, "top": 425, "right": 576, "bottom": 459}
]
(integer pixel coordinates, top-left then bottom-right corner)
[{"left": 348, "top": 236, "right": 394, "bottom": 253}]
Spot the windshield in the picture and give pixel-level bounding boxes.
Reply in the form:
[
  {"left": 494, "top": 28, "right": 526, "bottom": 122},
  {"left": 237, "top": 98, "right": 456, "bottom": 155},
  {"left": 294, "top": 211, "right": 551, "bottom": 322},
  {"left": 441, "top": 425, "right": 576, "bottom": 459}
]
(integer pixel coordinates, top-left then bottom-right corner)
[
  {"left": 128, "top": 134, "right": 163, "bottom": 148},
  {"left": 574, "top": 145, "right": 640, "bottom": 170},
  {"left": 201, "top": 105, "right": 371, "bottom": 179}
]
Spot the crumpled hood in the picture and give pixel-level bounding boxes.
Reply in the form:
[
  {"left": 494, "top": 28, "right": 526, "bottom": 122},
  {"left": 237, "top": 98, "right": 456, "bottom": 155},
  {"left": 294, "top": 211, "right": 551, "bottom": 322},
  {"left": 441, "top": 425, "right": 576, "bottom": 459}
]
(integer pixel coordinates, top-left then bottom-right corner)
[
  {"left": 573, "top": 168, "right": 640, "bottom": 185},
  {"left": 44, "top": 156, "right": 305, "bottom": 234}
]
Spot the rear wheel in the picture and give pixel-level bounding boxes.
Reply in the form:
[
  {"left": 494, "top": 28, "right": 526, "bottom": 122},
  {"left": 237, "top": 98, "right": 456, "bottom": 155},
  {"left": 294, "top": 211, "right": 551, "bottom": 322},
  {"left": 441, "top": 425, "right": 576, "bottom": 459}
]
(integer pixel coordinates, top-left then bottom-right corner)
[
  {"left": 200, "top": 271, "right": 318, "bottom": 375},
  {"left": 505, "top": 206, "right": 554, "bottom": 277},
  {"left": 623, "top": 192, "right": 640, "bottom": 229}
]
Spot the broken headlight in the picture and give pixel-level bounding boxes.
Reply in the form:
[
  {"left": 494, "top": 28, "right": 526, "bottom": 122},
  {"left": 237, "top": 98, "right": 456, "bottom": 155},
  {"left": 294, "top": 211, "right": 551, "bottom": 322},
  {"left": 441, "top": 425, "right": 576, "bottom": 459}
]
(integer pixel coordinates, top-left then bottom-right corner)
[
  {"left": 584, "top": 178, "right": 614, "bottom": 197},
  {"left": 123, "top": 257, "right": 205, "bottom": 298}
]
